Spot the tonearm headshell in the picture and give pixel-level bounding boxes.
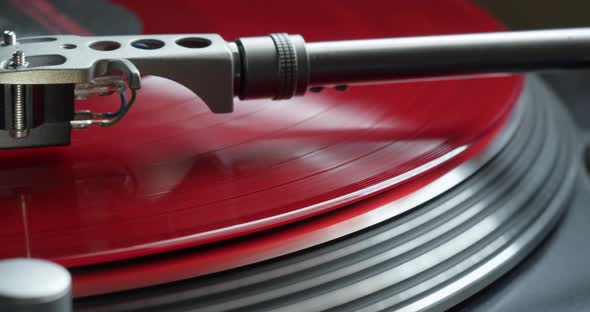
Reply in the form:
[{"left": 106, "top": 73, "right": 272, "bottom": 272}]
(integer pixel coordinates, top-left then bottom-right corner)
[{"left": 1, "top": 28, "right": 590, "bottom": 148}]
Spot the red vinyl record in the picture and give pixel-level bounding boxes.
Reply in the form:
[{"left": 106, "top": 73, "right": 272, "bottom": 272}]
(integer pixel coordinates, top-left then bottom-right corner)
[{"left": 0, "top": 0, "right": 523, "bottom": 277}]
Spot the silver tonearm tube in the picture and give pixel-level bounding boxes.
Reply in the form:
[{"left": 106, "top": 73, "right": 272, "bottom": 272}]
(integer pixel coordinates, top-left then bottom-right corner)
[
  {"left": 0, "top": 27, "right": 589, "bottom": 148},
  {"left": 237, "top": 28, "right": 590, "bottom": 100}
]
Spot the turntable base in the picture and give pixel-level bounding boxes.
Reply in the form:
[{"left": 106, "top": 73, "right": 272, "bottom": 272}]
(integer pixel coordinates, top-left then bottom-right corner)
[
  {"left": 74, "top": 76, "right": 577, "bottom": 312},
  {"left": 0, "top": 1, "right": 583, "bottom": 311}
]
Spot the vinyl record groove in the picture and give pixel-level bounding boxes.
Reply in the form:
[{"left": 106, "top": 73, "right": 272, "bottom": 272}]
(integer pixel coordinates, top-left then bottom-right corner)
[{"left": 75, "top": 76, "right": 577, "bottom": 311}]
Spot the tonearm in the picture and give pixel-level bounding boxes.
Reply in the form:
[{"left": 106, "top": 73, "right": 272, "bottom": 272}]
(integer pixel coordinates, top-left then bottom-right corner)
[{"left": 1, "top": 28, "right": 590, "bottom": 149}]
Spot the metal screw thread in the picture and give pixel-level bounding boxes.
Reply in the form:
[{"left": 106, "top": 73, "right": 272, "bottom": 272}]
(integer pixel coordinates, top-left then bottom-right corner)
[
  {"left": 13, "top": 85, "right": 25, "bottom": 131},
  {"left": 10, "top": 51, "right": 28, "bottom": 138},
  {"left": 12, "top": 51, "right": 24, "bottom": 67},
  {"left": 3, "top": 30, "right": 16, "bottom": 46}
]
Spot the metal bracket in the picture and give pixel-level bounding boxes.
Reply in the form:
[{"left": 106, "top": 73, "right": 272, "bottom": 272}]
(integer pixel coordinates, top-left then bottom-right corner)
[{"left": 0, "top": 34, "right": 235, "bottom": 113}]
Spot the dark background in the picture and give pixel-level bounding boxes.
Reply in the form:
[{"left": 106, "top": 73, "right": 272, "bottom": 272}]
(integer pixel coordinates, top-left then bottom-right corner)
[{"left": 476, "top": 0, "right": 590, "bottom": 29}]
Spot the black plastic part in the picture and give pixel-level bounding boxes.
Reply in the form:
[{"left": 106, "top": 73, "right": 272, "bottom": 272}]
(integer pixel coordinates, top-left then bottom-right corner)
[
  {"left": 0, "top": 84, "right": 74, "bottom": 149},
  {"left": 0, "top": 85, "right": 42, "bottom": 130}
]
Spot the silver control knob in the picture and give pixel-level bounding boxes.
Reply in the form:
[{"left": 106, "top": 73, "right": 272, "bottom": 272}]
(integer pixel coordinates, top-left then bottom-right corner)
[{"left": 0, "top": 258, "right": 72, "bottom": 312}]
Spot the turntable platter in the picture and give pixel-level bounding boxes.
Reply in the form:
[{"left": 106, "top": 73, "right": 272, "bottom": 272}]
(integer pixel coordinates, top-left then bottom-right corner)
[{"left": 0, "top": 0, "right": 523, "bottom": 268}]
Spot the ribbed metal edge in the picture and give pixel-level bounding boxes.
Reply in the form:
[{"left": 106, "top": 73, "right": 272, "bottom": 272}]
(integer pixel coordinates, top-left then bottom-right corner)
[
  {"left": 75, "top": 76, "right": 577, "bottom": 312},
  {"left": 269, "top": 33, "right": 297, "bottom": 99}
]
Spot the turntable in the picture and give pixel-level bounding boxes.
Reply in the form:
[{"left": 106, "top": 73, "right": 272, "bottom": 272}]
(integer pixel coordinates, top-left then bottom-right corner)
[{"left": 0, "top": 1, "right": 587, "bottom": 311}]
